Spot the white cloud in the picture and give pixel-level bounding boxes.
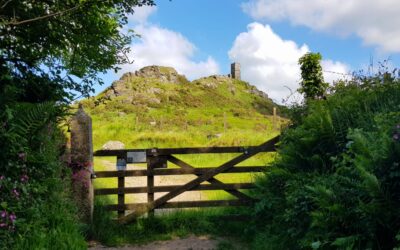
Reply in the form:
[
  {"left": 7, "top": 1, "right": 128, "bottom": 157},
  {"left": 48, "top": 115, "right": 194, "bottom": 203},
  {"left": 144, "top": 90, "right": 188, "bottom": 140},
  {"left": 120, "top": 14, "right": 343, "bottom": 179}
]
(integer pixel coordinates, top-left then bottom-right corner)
[
  {"left": 322, "top": 60, "right": 350, "bottom": 84},
  {"left": 241, "top": 0, "right": 400, "bottom": 52},
  {"left": 229, "top": 22, "right": 349, "bottom": 104},
  {"left": 128, "top": 6, "right": 158, "bottom": 24},
  {"left": 120, "top": 7, "right": 220, "bottom": 80}
]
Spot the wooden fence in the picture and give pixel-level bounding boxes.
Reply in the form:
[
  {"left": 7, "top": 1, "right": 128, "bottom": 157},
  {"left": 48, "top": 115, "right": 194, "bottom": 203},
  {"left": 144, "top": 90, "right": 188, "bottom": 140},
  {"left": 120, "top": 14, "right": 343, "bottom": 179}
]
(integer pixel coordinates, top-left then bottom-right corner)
[{"left": 93, "top": 136, "right": 279, "bottom": 224}]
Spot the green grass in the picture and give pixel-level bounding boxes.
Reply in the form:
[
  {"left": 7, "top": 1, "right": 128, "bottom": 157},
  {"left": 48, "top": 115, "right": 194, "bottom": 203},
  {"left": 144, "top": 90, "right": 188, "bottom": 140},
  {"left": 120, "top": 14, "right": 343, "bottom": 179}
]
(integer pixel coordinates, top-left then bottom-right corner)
[
  {"left": 91, "top": 146, "right": 277, "bottom": 247},
  {"left": 89, "top": 199, "right": 254, "bottom": 248},
  {"left": 93, "top": 150, "right": 278, "bottom": 205}
]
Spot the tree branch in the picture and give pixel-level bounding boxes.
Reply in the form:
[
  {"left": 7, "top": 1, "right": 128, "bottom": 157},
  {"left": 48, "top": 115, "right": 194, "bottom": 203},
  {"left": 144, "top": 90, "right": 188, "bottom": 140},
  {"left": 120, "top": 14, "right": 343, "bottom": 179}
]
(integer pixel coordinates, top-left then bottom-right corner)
[
  {"left": 5, "top": 4, "right": 81, "bottom": 26},
  {"left": 1, "top": 0, "right": 13, "bottom": 9}
]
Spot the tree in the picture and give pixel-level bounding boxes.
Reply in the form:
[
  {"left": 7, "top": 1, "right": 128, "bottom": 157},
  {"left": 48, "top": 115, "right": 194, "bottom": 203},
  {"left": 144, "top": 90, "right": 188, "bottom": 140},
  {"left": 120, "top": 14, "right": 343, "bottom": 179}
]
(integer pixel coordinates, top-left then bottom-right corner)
[
  {"left": 0, "top": 0, "right": 155, "bottom": 104},
  {"left": 1, "top": 3, "right": 156, "bottom": 244},
  {"left": 298, "top": 52, "right": 328, "bottom": 100}
]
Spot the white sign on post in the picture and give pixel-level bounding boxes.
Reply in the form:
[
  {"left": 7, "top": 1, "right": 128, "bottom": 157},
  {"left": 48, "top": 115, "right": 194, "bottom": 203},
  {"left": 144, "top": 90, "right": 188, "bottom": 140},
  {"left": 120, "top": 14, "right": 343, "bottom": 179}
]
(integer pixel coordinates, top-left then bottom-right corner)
[{"left": 127, "top": 151, "right": 147, "bottom": 163}]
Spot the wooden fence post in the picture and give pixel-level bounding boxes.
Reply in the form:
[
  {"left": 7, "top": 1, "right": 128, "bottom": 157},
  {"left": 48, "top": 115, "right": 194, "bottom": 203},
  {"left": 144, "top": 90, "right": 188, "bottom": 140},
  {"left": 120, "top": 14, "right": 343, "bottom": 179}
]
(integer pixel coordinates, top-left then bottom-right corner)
[
  {"left": 147, "top": 151, "right": 155, "bottom": 217},
  {"left": 117, "top": 171, "right": 125, "bottom": 218},
  {"left": 70, "top": 104, "right": 94, "bottom": 224}
]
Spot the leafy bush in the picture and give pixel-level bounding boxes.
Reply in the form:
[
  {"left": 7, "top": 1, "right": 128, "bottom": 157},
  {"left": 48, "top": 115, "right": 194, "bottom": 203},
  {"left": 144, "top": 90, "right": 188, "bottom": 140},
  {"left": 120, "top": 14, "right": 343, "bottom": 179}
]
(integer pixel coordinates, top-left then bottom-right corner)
[
  {"left": 0, "top": 103, "right": 86, "bottom": 249},
  {"left": 252, "top": 73, "right": 400, "bottom": 249}
]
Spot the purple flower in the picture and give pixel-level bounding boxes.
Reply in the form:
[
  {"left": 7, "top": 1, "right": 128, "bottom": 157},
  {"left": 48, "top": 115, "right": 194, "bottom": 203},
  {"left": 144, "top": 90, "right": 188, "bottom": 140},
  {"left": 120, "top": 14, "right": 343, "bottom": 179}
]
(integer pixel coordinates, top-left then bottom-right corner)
[
  {"left": 1, "top": 211, "right": 7, "bottom": 218},
  {"left": 0, "top": 175, "right": 4, "bottom": 180},
  {"left": 18, "top": 152, "right": 27, "bottom": 161},
  {"left": 393, "top": 133, "right": 399, "bottom": 141},
  {"left": 20, "top": 174, "right": 29, "bottom": 183},
  {"left": 0, "top": 223, "right": 6, "bottom": 228},
  {"left": 396, "top": 124, "right": 400, "bottom": 129},
  {"left": 12, "top": 189, "right": 19, "bottom": 198},
  {"left": 9, "top": 213, "right": 16, "bottom": 223}
]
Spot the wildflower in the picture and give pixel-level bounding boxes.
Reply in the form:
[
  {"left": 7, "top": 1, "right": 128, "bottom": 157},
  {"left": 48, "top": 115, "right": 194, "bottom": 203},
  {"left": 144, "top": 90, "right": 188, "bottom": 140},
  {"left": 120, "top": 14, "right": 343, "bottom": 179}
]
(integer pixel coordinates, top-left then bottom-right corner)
[
  {"left": 12, "top": 189, "right": 19, "bottom": 198},
  {"left": 396, "top": 124, "right": 400, "bottom": 129},
  {"left": 393, "top": 133, "right": 399, "bottom": 141},
  {"left": 9, "top": 213, "right": 16, "bottom": 224},
  {"left": 0, "top": 175, "right": 4, "bottom": 180},
  {"left": 1, "top": 211, "right": 7, "bottom": 218},
  {"left": 0, "top": 223, "right": 6, "bottom": 228},
  {"left": 20, "top": 174, "right": 29, "bottom": 183},
  {"left": 18, "top": 152, "right": 27, "bottom": 162}
]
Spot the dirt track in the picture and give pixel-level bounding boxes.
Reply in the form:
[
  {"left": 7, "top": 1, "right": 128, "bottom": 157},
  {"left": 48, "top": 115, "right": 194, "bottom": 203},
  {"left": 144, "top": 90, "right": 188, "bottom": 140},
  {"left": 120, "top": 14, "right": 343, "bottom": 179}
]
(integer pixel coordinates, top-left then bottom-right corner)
[{"left": 89, "top": 235, "right": 221, "bottom": 250}]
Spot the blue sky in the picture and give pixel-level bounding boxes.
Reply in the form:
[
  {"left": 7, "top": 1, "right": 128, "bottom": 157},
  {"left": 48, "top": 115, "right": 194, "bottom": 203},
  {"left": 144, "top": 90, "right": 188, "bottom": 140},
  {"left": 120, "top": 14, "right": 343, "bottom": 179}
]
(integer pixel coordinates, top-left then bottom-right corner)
[{"left": 97, "top": 0, "right": 400, "bottom": 103}]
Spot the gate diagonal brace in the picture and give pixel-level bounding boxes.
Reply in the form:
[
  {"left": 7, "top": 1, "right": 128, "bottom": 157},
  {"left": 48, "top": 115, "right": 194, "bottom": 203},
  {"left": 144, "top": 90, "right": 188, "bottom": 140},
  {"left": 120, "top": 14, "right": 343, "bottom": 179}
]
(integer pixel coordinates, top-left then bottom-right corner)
[
  {"left": 118, "top": 136, "right": 279, "bottom": 224},
  {"left": 166, "top": 155, "right": 253, "bottom": 202}
]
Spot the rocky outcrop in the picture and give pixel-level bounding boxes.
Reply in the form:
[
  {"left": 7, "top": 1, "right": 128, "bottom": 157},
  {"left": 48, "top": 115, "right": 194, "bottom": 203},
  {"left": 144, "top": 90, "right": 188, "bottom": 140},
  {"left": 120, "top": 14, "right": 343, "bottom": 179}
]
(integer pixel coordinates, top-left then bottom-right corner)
[
  {"left": 194, "top": 75, "right": 231, "bottom": 89},
  {"left": 134, "top": 66, "right": 188, "bottom": 83},
  {"left": 95, "top": 65, "right": 272, "bottom": 111},
  {"left": 103, "top": 66, "right": 188, "bottom": 99},
  {"left": 248, "top": 86, "right": 269, "bottom": 100}
]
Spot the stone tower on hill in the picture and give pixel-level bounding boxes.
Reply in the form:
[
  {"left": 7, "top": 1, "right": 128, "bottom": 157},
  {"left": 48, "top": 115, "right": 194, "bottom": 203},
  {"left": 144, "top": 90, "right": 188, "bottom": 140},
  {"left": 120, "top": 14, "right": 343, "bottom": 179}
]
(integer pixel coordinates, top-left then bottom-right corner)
[{"left": 231, "top": 62, "right": 241, "bottom": 80}]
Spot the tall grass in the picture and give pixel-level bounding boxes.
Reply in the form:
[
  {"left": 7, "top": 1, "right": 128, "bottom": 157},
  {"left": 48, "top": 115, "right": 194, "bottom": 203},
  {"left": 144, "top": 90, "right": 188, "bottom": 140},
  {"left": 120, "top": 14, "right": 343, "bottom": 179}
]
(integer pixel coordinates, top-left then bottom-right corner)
[{"left": 13, "top": 175, "right": 87, "bottom": 250}]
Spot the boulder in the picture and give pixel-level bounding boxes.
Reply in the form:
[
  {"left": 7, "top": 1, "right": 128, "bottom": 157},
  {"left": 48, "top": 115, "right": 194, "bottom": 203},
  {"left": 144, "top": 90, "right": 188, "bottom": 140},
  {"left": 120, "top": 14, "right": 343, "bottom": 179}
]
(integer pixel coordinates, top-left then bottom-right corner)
[
  {"left": 102, "top": 141, "right": 125, "bottom": 150},
  {"left": 135, "top": 66, "right": 188, "bottom": 83}
]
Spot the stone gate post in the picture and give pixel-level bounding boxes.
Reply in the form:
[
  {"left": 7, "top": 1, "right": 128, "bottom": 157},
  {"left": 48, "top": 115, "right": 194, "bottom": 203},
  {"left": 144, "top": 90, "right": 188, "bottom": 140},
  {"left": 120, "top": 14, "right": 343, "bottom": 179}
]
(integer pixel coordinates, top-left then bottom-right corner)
[{"left": 70, "top": 104, "right": 94, "bottom": 224}]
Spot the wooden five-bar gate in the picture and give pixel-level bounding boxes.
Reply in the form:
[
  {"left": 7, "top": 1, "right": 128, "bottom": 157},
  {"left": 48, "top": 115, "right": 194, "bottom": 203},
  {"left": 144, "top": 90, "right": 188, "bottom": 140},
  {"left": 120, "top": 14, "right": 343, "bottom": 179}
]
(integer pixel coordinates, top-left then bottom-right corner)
[{"left": 93, "top": 136, "right": 279, "bottom": 224}]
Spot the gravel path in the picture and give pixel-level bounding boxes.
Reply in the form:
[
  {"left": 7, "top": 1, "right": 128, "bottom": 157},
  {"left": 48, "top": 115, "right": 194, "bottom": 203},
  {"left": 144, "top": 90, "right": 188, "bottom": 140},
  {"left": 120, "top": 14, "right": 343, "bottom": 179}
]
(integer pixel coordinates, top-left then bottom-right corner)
[{"left": 89, "top": 235, "right": 221, "bottom": 250}]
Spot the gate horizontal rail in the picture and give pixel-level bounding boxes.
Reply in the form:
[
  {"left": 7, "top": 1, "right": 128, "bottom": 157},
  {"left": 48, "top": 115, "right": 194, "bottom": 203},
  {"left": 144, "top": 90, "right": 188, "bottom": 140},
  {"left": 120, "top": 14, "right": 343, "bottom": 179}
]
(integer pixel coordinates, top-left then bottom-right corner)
[
  {"left": 104, "top": 200, "right": 253, "bottom": 211},
  {"left": 95, "top": 166, "right": 264, "bottom": 178},
  {"left": 93, "top": 135, "right": 279, "bottom": 224},
  {"left": 94, "top": 145, "right": 268, "bottom": 157},
  {"left": 95, "top": 183, "right": 255, "bottom": 195}
]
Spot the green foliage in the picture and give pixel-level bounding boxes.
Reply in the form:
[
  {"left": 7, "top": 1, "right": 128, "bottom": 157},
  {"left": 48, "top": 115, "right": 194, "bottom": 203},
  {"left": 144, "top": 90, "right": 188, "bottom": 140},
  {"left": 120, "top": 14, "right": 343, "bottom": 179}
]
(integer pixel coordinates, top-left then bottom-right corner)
[
  {"left": 298, "top": 53, "right": 328, "bottom": 100},
  {"left": 252, "top": 72, "right": 400, "bottom": 249},
  {"left": 0, "top": 0, "right": 155, "bottom": 105},
  {"left": 0, "top": 2, "right": 156, "bottom": 247},
  {"left": 0, "top": 103, "right": 86, "bottom": 249}
]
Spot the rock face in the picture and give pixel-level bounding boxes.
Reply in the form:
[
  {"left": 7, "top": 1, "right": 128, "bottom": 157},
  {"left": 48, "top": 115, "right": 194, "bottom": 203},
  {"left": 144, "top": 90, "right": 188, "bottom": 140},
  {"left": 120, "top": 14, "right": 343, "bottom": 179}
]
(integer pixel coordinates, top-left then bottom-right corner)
[
  {"left": 248, "top": 86, "right": 269, "bottom": 99},
  {"left": 135, "top": 66, "right": 188, "bottom": 83},
  {"left": 194, "top": 75, "right": 232, "bottom": 89},
  {"left": 91, "top": 65, "right": 274, "bottom": 113},
  {"left": 102, "top": 141, "right": 125, "bottom": 150},
  {"left": 103, "top": 66, "right": 188, "bottom": 99}
]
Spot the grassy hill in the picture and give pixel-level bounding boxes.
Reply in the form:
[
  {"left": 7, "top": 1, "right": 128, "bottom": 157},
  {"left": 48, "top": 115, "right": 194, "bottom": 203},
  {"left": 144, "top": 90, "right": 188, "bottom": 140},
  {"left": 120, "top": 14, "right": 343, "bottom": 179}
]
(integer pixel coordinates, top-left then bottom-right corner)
[
  {"left": 80, "top": 65, "right": 284, "bottom": 150},
  {"left": 83, "top": 66, "right": 286, "bottom": 247}
]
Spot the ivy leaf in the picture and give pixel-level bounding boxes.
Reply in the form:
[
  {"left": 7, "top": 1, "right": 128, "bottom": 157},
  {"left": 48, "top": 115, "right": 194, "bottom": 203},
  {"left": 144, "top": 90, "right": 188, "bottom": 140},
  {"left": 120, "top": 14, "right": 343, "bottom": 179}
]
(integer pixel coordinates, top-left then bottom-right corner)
[
  {"left": 1, "top": 201, "right": 8, "bottom": 209},
  {"left": 311, "top": 241, "right": 321, "bottom": 249}
]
